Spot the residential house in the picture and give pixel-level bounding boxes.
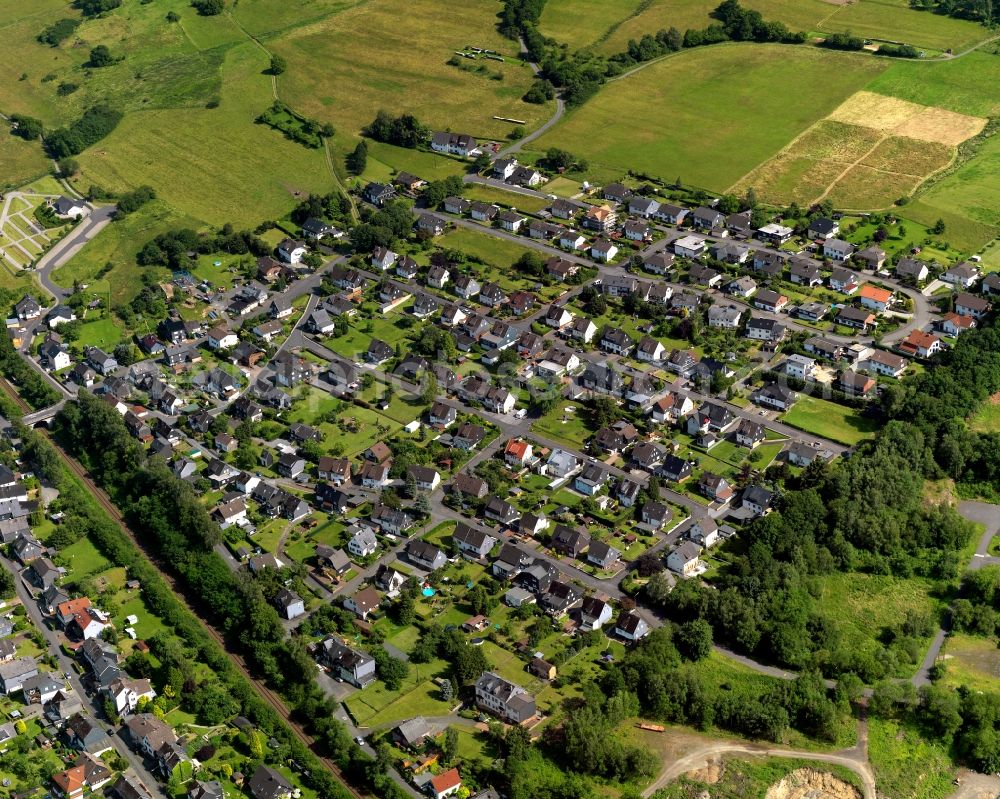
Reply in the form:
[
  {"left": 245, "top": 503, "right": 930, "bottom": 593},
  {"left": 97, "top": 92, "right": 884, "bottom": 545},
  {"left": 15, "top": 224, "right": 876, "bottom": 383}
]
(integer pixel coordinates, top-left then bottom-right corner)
[
  {"left": 807, "top": 217, "right": 839, "bottom": 240},
  {"left": 343, "top": 586, "right": 381, "bottom": 620},
  {"left": 318, "top": 637, "right": 376, "bottom": 688},
  {"left": 615, "top": 611, "right": 650, "bottom": 641},
  {"left": 707, "top": 304, "right": 742, "bottom": 329},
  {"left": 753, "top": 288, "right": 789, "bottom": 313},
  {"left": 836, "top": 306, "right": 876, "bottom": 332},
  {"left": 862, "top": 349, "right": 907, "bottom": 377},
  {"left": 784, "top": 353, "right": 817, "bottom": 381},
  {"left": 484, "top": 496, "right": 520, "bottom": 526},
  {"left": 942, "top": 263, "right": 981, "bottom": 288},
  {"left": 641, "top": 500, "right": 671, "bottom": 530},
  {"left": 249, "top": 765, "right": 293, "bottom": 799},
  {"left": 859, "top": 284, "right": 893, "bottom": 313},
  {"left": 587, "top": 541, "right": 620, "bottom": 571},
  {"left": 453, "top": 523, "right": 498, "bottom": 559},
  {"left": 673, "top": 235, "right": 706, "bottom": 258},
  {"left": 955, "top": 292, "right": 991, "bottom": 319},
  {"left": 735, "top": 419, "right": 765, "bottom": 448},
  {"left": 752, "top": 382, "right": 796, "bottom": 411},
  {"left": 275, "top": 588, "right": 305, "bottom": 620},
  {"left": 667, "top": 542, "right": 702, "bottom": 577},
  {"left": 690, "top": 206, "right": 724, "bottom": 229},
  {"left": 855, "top": 245, "right": 886, "bottom": 271},
  {"left": 839, "top": 370, "right": 876, "bottom": 396},
  {"left": 574, "top": 463, "right": 609, "bottom": 495},
  {"left": 742, "top": 485, "right": 775, "bottom": 517},
  {"left": 475, "top": 672, "right": 535, "bottom": 722},
  {"left": 431, "top": 132, "right": 478, "bottom": 157},
  {"left": 824, "top": 239, "right": 855, "bottom": 262},
  {"left": 898, "top": 329, "right": 943, "bottom": 358},
  {"left": 895, "top": 258, "right": 930, "bottom": 284},
  {"left": 347, "top": 528, "right": 378, "bottom": 559},
  {"left": 699, "top": 472, "right": 734, "bottom": 502},
  {"left": 407, "top": 540, "right": 447, "bottom": 571},
  {"left": 551, "top": 525, "right": 590, "bottom": 558}
]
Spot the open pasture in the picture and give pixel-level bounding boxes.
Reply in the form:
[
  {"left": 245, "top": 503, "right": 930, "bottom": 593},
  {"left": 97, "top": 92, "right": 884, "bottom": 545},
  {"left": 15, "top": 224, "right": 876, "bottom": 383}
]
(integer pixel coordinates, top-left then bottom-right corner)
[
  {"left": 531, "top": 44, "right": 884, "bottom": 191},
  {"left": 734, "top": 90, "right": 983, "bottom": 209},
  {"left": 273, "top": 0, "right": 552, "bottom": 141}
]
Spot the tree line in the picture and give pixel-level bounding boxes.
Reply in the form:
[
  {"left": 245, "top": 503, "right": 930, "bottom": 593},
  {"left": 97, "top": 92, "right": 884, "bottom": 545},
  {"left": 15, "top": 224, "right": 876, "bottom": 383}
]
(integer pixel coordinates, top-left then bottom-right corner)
[{"left": 499, "top": 0, "right": 806, "bottom": 106}]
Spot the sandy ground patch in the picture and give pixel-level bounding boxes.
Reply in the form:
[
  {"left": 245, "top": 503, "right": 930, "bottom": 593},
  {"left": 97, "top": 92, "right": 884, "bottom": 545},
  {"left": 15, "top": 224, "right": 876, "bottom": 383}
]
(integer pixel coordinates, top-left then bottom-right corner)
[
  {"left": 896, "top": 105, "right": 986, "bottom": 145},
  {"left": 767, "top": 768, "right": 861, "bottom": 799},
  {"left": 828, "top": 90, "right": 926, "bottom": 132}
]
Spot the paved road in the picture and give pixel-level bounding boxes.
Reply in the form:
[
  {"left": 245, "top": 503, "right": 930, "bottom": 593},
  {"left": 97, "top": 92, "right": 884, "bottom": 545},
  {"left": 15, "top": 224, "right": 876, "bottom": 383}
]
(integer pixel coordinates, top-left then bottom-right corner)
[
  {"left": 0, "top": 554, "right": 166, "bottom": 797},
  {"left": 496, "top": 37, "right": 565, "bottom": 158},
  {"left": 34, "top": 205, "right": 115, "bottom": 301}
]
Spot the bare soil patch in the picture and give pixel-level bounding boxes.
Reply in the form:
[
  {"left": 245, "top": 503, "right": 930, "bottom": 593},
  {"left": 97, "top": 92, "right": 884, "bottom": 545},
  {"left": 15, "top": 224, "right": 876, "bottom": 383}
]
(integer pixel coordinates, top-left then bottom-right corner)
[
  {"left": 766, "top": 768, "right": 861, "bottom": 799},
  {"left": 897, "top": 106, "right": 987, "bottom": 146}
]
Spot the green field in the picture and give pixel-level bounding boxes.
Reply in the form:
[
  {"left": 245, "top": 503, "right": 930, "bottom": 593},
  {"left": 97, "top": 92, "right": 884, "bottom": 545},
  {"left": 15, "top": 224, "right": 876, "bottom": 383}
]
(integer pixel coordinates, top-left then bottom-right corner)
[
  {"left": 531, "top": 402, "right": 593, "bottom": 449},
  {"left": 51, "top": 200, "right": 197, "bottom": 305},
  {"left": 903, "top": 133, "right": 1000, "bottom": 253},
  {"left": 814, "top": 572, "right": 943, "bottom": 677},
  {"left": 0, "top": 134, "right": 51, "bottom": 191},
  {"left": 436, "top": 226, "right": 535, "bottom": 269},
  {"left": 73, "top": 42, "right": 334, "bottom": 227},
  {"left": 531, "top": 44, "right": 884, "bottom": 192},
  {"left": 593, "top": 0, "right": 990, "bottom": 56},
  {"left": 866, "top": 52, "right": 1000, "bottom": 118},
  {"left": 970, "top": 397, "right": 1000, "bottom": 433},
  {"left": 274, "top": 0, "right": 553, "bottom": 142},
  {"left": 782, "top": 395, "right": 880, "bottom": 445},
  {"left": 938, "top": 632, "right": 1000, "bottom": 693},
  {"left": 539, "top": 0, "right": 647, "bottom": 51},
  {"left": 868, "top": 718, "right": 955, "bottom": 799}
]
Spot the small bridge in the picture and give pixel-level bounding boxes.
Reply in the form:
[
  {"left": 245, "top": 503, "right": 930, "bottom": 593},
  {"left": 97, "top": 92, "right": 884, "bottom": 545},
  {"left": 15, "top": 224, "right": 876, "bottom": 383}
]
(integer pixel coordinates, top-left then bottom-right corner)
[{"left": 23, "top": 399, "right": 66, "bottom": 427}]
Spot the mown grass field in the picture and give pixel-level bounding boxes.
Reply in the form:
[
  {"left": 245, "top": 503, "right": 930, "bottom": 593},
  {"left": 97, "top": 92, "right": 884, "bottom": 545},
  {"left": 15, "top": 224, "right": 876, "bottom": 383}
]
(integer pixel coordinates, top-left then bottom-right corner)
[
  {"left": 0, "top": 134, "right": 51, "bottom": 192},
  {"left": 539, "top": 0, "right": 647, "bottom": 51},
  {"left": 867, "top": 52, "right": 1000, "bottom": 118},
  {"left": 530, "top": 44, "right": 885, "bottom": 191},
  {"left": 903, "top": 133, "right": 1000, "bottom": 252},
  {"left": 593, "top": 0, "right": 990, "bottom": 56},
  {"left": 436, "top": 226, "right": 534, "bottom": 269},
  {"left": 782, "top": 395, "right": 880, "bottom": 445},
  {"left": 273, "top": 0, "right": 552, "bottom": 142}
]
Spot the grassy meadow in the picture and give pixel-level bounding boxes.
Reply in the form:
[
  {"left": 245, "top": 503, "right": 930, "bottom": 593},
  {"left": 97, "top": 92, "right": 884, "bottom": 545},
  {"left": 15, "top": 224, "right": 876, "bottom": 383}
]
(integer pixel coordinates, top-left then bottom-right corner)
[
  {"left": 73, "top": 41, "right": 334, "bottom": 227},
  {"left": 539, "top": 0, "right": 647, "bottom": 51},
  {"left": 589, "top": 0, "right": 990, "bottom": 56},
  {"left": 781, "top": 396, "right": 881, "bottom": 446},
  {"left": 272, "top": 0, "right": 553, "bottom": 142},
  {"left": 530, "top": 44, "right": 885, "bottom": 191}
]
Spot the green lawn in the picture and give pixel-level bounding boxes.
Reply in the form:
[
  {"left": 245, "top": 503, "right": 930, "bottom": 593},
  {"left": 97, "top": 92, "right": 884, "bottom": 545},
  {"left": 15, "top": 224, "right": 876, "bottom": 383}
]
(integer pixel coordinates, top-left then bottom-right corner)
[
  {"left": 782, "top": 396, "right": 880, "bottom": 446},
  {"left": 75, "top": 314, "right": 125, "bottom": 350},
  {"left": 436, "top": 227, "right": 536, "bottom": 270},
  {"left": 344, "top": 657, "right": 453, "bottom": 727},
  {"left": 531, "top": 402, "right": 593, "bottom": 449},
  {"left": 530, "top": 44, "right": 885, "bottom": 192},
  {"left": 462, "top": 183, "right": 551, "bottom": 215},
  {"left": 57, "top": 537, "right": 112, "bottom": 579}
]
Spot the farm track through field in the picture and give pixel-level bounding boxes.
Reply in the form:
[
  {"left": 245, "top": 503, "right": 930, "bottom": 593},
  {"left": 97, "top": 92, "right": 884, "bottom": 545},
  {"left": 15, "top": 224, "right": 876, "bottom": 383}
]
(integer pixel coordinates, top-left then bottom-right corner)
[{"left": 0, "top": 376, "right": 368, "bottom": 799}]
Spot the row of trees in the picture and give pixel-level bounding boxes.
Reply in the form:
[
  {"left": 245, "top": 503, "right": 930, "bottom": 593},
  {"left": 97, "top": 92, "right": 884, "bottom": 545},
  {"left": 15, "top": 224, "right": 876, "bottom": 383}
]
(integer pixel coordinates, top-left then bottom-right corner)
[
  {"left": 136, "top": 224, "right": 270, "bottom": 269},
  {"left": 45, "top": 104, "right": 123, "bottom": 159}
]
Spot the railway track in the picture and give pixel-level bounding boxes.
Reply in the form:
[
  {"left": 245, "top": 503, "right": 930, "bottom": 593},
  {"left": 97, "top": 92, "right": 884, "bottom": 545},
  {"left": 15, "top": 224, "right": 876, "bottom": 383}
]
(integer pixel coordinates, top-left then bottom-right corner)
[{"left": 0, "top": 380, "right": 367, "bottom": 799}]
